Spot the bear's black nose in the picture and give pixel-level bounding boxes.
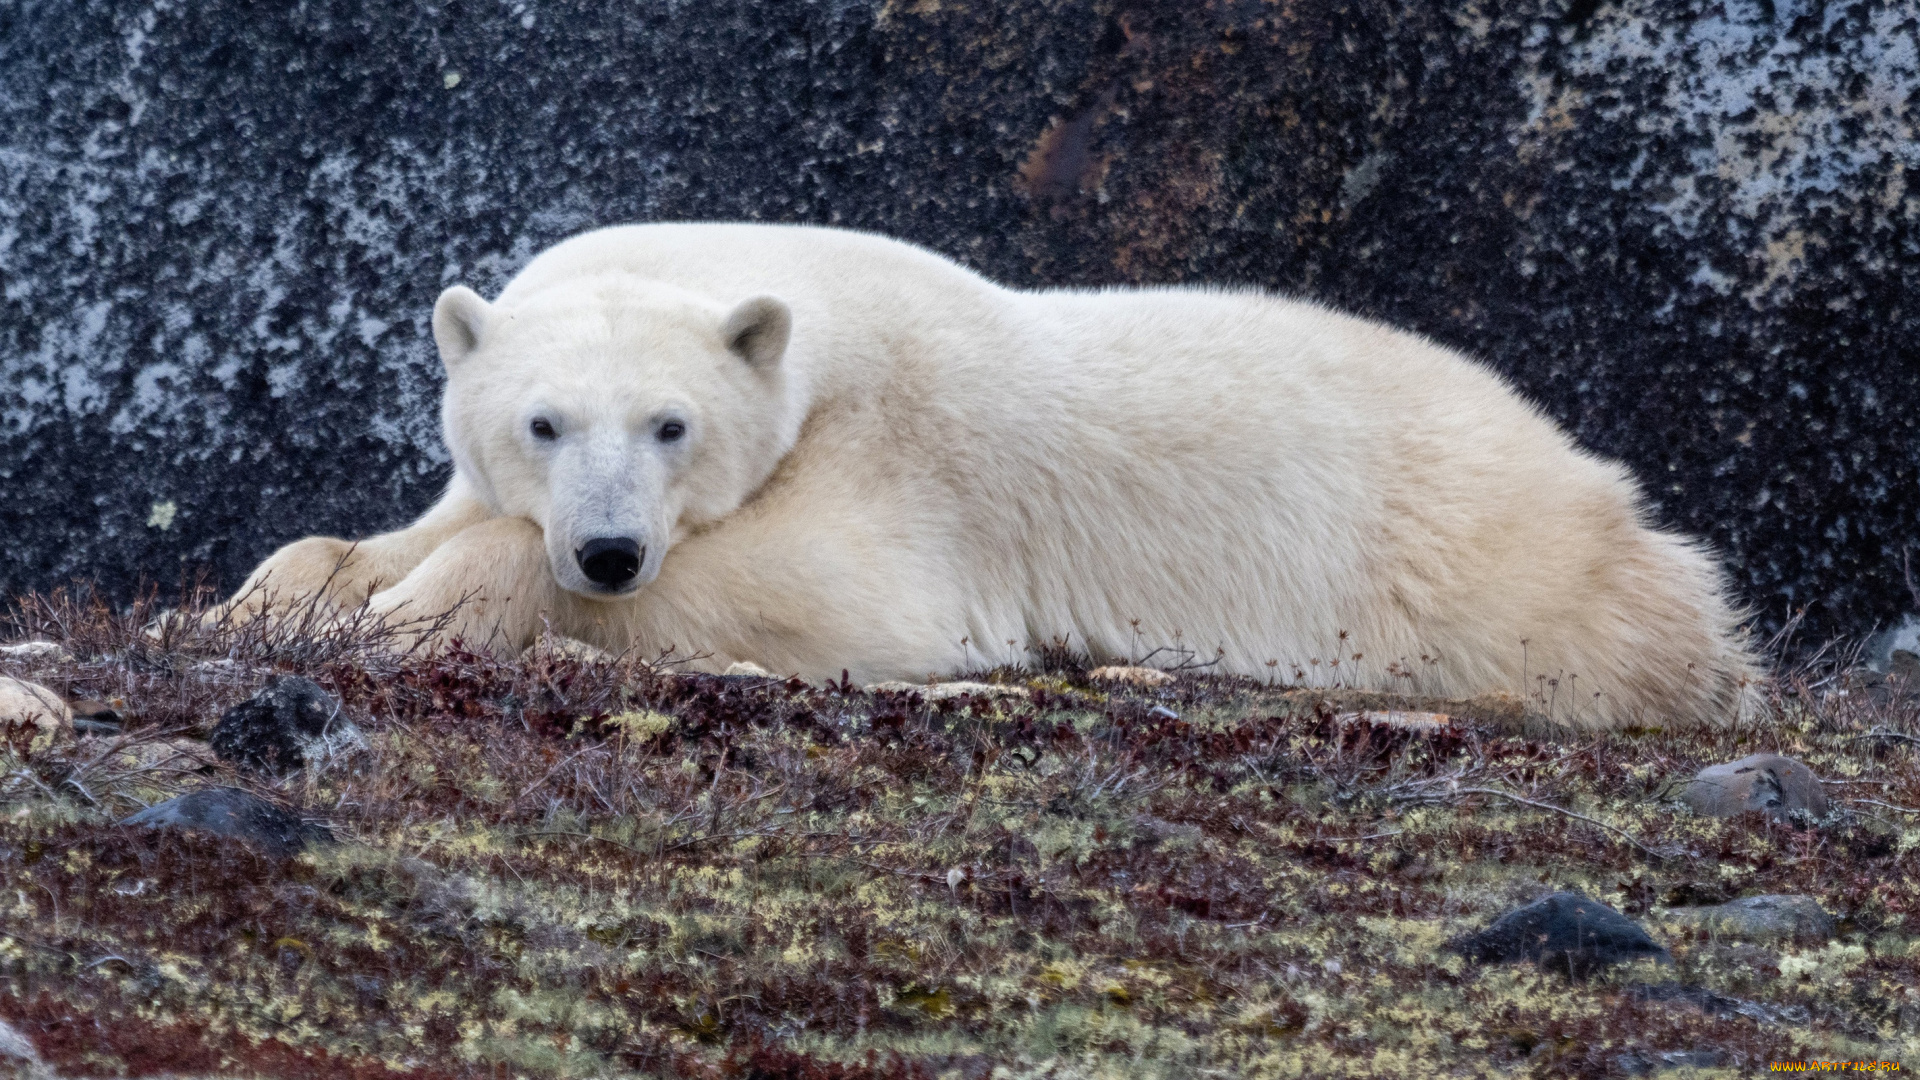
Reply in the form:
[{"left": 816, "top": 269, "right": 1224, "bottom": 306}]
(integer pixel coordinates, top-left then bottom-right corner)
[{"left": 577, "top": 537, "right": 642, "bottom": 589}]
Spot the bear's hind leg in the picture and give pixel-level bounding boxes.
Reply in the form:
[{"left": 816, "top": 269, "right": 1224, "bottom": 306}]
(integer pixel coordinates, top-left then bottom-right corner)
[{"left": 366, "top": 516, "right": 559, "bottom": 656}]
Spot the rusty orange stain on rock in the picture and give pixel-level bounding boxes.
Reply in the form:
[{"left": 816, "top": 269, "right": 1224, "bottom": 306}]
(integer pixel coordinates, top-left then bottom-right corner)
[{"left": 1016, "top": 89, "right": 1118, "bottom": 202}]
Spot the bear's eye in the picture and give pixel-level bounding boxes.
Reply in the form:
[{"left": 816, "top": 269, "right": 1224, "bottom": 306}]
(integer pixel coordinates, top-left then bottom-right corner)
[
  {"left": 530, "top": 418, "right": 557, "bottom": 441},
  {"left": 657, "top": 421, "right": 686, "bottom": 443}
]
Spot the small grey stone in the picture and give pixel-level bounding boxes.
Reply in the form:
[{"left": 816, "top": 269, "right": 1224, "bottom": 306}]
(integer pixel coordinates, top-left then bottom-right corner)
[
  {"left": 121, "top": 787, "right": 332, "bottom": 857},
  {"left": 1613, "top": 1047, "right": 1733, "bottom": 1075},
  {"left": 1625, "top": 981, "right": 1809, "bottom": 1025},
  {"left": 209, "top": 676, "right": 358, "bottom": 775},
  {"left": 0, "top": 1017, "right": 54, "bottom": 1078},
  {"left": 1129, "top": 814, "right": 1205, "bottom": 849},
  {"left": 1680, "top": 754, "right": 1828, "bottom": 821},
  {"left": 1087, "top": 665, "right": 1174, "bottom": 687},
  {"left": 865, "top": 680, "right": 1030, "bottom": 702},
  {"left": 1449, "top": 892, "right": 1668, "bottom": 978},
  {"left": 0, "top": 1017, "right": 42, "bottom": 1065},
  {"left": 0, "top": 641, "right": 72, "bottom": 666},
  {"left": 1663, "top": 894, "right": 1835, "bottom": 942},
  {"left": 190, "top": 658, "right": 264, "bottom": 682}
]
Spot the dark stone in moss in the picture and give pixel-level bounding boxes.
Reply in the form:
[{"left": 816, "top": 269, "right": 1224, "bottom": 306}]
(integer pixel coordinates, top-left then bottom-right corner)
[
  {"left": 1662, "top": 880, "right": 1734, "bottom": 908},
  {"left": 208, "top": 675, "right": 342, "bottom": 774},
  {"left": 120, "top": 787, "right": 333, "bottom": 857},
  {"left": 1450, "top": 891, "right": 1668, "bottom": 979}
]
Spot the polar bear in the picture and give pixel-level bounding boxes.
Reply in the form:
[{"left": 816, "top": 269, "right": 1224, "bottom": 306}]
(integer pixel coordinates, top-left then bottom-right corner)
[{"left": 229, "top": 223, "right": 1758, "bottom": 728}]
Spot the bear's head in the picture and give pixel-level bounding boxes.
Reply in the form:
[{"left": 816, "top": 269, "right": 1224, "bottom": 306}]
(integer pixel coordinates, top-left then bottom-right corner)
[{"left": 431, "top": 277, "right": 799, "bottom": 599}]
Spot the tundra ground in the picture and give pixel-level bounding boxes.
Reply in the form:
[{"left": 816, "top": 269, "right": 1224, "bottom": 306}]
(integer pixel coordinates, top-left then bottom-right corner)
[{"left": 0, "top": 587, "right": 1914, "bottom": 1078}]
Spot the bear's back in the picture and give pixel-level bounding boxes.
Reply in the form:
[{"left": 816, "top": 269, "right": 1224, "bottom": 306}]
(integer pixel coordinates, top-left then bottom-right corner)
[{"left": 500, "top": 222, "right": 1000, "bottom": 318}]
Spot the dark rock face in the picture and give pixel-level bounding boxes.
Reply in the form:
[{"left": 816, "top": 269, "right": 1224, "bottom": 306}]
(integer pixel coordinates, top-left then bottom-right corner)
[
  {"left": 208, "top": 675, "right": 344, "bottom": 774},
  {"left": 1, "top": 1, "right": 1914, "bottom": 646},
  {"left": 120, "top": 787, "right": 333, "bottom": 857},
  {"left": 1451, "top": 892, "right": 1669, "bottom": 978}
]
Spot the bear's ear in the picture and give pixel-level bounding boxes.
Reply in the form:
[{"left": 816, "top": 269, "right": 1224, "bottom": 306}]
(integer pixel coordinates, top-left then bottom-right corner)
[
  {"left": 433, "top": 285, "right": 492, "bottom": 369},
  {"left": 721, "top": 295, "right": 791, "bottom": 369}
]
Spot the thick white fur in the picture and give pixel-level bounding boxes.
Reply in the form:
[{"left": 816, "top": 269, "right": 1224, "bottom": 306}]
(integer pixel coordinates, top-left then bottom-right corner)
[{"left": 231, "top": 223, "right": 1758, "bottom": 728}]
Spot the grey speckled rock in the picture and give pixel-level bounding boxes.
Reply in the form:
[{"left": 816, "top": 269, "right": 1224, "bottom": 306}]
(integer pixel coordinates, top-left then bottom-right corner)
[
  {"left": 0, "top": 642, "right": 72, "bottom": 666},
  {"left": 208, "top": 675, "right": 359, "bottom": 775},
  {"left": 1625, "top": 981, "right": 1809, "bottom": 1025},
  {"left": 1, "top": 1, "right": 1914, "bottom": 646},
  {"left": 1611, "top": 1048, "right": 1730, "bottom": 1075},
  {"left": 0, "top": 1017, "right": 43, "bottom": 1070},
  {"left": 1449, "top": 891, "right": 1669, "bottom": 979},
  {"left": 1681, "top": 754, "right": 1829, "bottom": 821},
  {"left": 866, "top": 680, "right": 1031, "bottom": 701},
  {"left": 1664, "top": 894, "right": 1836, "bottom": 942},
  {"left": 121, "top": 787, "right": 333, "bottom": 857}
]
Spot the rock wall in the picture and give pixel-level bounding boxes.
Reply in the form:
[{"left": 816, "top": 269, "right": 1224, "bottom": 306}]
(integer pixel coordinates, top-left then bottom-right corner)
[{"left": 2, "top": 0, "right": 1915, "bottom": 645}]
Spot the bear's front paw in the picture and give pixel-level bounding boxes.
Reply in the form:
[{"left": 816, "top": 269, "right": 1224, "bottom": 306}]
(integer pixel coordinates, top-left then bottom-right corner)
[
  {"left": 363, "top": 582, "right": 519, "bottom": 658},
  {"left": 218, "top": 536, "right": 383, "bottom": 626}
]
